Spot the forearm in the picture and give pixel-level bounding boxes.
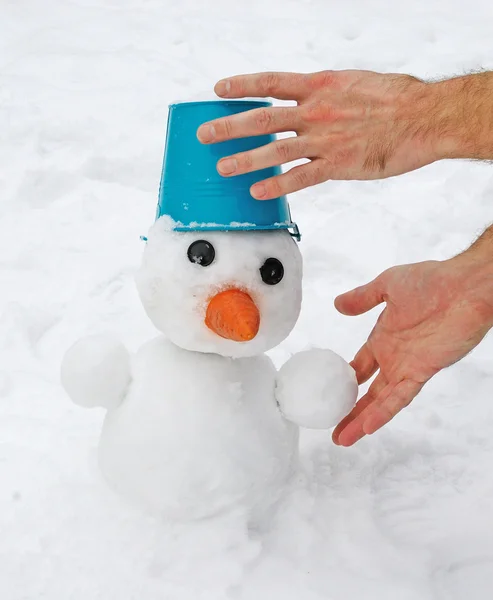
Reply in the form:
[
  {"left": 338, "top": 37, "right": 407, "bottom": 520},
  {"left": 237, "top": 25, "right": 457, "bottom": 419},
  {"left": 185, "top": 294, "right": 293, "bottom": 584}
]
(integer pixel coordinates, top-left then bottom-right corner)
[
  {"left": 449, "top": 225, "right": 493, "bottom": 328},
  {"left": 421, "top": 71, "right": 493, "bottom": 161}
]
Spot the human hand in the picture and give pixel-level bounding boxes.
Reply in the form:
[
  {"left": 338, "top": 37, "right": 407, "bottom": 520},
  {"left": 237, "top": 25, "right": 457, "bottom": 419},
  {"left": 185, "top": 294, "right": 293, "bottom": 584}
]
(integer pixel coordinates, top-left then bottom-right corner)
[
  {"left": 332, "top": 250, "right": 493, "bottom": 446},
  {"left": 197, "top": 70, "right": 440, "bottom": 199}
]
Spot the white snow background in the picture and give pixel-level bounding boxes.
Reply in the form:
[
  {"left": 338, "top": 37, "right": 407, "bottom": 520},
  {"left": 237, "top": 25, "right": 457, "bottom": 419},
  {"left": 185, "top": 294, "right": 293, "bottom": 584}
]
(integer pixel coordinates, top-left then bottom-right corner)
[{"left": 2, "top": 0, "right": 493, "bottom": 598}]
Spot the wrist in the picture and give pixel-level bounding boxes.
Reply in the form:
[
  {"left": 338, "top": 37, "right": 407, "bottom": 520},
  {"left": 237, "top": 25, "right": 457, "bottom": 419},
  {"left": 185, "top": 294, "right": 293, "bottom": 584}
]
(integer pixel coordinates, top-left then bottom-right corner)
[
  {"left": 423, "top": 73, "right": 493, "bottom": 161},
  {"left": 392, "top": 78, "right": 457, "bottom": 166},
  {"left": 447, "top": 235, "right": 493, "bottom": 328}
]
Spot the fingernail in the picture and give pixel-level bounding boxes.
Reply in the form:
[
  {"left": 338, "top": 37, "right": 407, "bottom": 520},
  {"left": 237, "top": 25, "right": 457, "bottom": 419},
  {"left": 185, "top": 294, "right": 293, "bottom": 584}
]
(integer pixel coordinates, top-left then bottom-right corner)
[
  {"left": 218, "top": 158, "right": 237, "bottom": 175},
  {"left": 215, "top": 79, "right": 231, "bottom": 96},
  {"left": 251, "top": 183, "right": 267, "bottom": 199},
  {"left": 197, "top": 124, "right": 216, "bottom": 143}
]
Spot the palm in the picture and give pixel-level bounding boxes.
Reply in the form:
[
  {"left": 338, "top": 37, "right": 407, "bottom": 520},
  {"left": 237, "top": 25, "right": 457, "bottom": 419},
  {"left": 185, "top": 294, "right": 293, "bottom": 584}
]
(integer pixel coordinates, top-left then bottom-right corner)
[{"left": 333, "top": 260, "right": 492, "bottom": 446}]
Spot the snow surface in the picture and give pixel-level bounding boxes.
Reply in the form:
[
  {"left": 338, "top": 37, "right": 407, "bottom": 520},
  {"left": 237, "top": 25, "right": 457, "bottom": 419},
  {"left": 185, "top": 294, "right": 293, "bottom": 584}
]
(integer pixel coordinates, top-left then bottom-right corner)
[{"left": 2, "top": 0, "right": 493, "bottom": 598}]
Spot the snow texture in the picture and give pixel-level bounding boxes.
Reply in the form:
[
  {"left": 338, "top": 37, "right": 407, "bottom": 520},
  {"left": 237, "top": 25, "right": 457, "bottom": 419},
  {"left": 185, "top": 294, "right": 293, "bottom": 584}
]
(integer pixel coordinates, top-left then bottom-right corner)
[
  {"left": 276, "top": 349, "right": 358, "bottom": 429},
  {"left": 2, "top": 0, "right": 493, "bottom": 598}
]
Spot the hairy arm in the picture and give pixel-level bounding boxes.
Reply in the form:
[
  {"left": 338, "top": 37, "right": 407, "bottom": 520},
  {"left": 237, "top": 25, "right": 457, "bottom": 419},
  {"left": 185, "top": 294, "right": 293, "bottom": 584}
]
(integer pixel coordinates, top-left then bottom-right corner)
[
  {"left": 197, "top": 70, "right": 493, "bottom": 198},
  {"left": 430, "top": 71, "right": 493, "bottom": 161}
]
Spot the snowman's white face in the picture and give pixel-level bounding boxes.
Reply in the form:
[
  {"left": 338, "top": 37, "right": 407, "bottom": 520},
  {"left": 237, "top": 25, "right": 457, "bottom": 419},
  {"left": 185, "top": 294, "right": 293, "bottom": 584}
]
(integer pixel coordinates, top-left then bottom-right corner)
[{"left": 136, "top": 217, "right": 303, "bottom": 358}]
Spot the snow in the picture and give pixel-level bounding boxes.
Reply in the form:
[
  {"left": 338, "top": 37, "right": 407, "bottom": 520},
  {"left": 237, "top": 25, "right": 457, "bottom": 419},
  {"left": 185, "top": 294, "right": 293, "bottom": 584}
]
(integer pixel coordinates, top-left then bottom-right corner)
[
  {"left": 2, "top": 0, "right": 493, "bottom": 598},
  {"left": 276, "top": 349, "right": 358, "bottom": 429}
]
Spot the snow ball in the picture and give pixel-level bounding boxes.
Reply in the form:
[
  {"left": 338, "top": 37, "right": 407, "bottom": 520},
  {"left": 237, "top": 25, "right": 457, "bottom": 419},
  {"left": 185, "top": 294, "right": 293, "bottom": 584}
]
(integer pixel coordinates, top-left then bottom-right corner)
[
  {"left": 61, "top": 335, "right": 131, "bottom": 410},
  {"left": 276, "top": 349, "right": 357, "bottom": 429}
]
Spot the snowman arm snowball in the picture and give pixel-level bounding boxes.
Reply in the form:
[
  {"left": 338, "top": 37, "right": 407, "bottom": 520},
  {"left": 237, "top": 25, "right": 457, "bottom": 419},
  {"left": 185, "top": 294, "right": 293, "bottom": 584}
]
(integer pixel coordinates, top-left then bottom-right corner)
[
  {"left": 61, "top": 335, "right": 131, "bottom": 410},
  {"left": 275, "top": 349, "right": 358, "bottom": 430}
]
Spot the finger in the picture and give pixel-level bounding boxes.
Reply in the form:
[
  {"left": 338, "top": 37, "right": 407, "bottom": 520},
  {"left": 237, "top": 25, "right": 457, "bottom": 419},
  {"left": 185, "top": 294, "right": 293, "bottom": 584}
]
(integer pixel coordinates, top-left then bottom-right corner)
[
  {"left": 333, "top": 374, "right": 387, "bottom": 446},
  {"left": 250, "top": 158, "right": 328, "bottom": 200},
  {"left": 214, "top": 72, "right": 310, "bottom": 101},
  {"left": 197, "top": 106, "right": 301, "bottom": 144},
  {"left": 362, "top": 379, "right": 423, "bottom": 435},
  {"left": 350, "top": 343, "right": 378, "bottom": 385},
  {"left": 332, "top": 394, "right": 373, "bottom": 446},
  {"left": 217, "top": 136, "right": 316, "bottom": 177},
  {"left": 334, "top": 275, "right": 387, "bottom": 316}
]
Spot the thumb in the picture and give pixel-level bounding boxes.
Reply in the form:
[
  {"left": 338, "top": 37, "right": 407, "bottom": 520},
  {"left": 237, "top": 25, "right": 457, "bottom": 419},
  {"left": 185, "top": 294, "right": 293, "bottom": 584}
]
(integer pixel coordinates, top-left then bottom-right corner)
[{"left": 335, "top": 275, "right": 386, "bottom": 316}]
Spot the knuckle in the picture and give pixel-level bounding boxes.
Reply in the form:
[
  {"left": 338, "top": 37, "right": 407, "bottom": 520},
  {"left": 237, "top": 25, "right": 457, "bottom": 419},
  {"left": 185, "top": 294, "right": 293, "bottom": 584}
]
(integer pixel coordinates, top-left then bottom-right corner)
[
  {"left": 280, "top": 106, "right": 296, "bottom": 124},
  {"left": 266, "top": 177, "right": 282, "bottom": 198},
  {"left": 254, "top": 108, "right": 274, "bottom": 132},
  {"left": 309, "top": 69, "right": 338, "bottom": 89},
  {"left": 311, "top": 164, "right": 325, "bottom": 184},
  {"left": 292, "top": 168, "right": 310, "bottom": 188},
  {"left": 220, "top": 117, "right": 233, "bottom": 138},
  {"left": 259, "top": 72, "right": 279, "bottom": 95},
  {"left": 275, "top": 141, "right": 292, "bottom": 162},
  {"left": 296, "top": 136, "right": 309, "bottom": 156},
  {"left": 238, "top": 151, "right": 253, "bottom": 171}
]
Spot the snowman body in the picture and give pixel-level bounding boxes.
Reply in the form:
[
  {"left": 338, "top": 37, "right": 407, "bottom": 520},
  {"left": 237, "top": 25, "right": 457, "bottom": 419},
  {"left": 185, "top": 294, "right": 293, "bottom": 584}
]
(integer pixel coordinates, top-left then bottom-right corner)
[{"left": 99, "top": 336, "right": 298, "bottom": 521}]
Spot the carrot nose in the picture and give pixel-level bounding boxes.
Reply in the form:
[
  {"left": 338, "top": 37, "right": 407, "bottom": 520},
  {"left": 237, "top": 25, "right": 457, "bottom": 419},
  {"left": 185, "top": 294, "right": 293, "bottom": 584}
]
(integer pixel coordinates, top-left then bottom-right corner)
[{"left": 205, "top": 289, "right": 260, "bottom": 342}]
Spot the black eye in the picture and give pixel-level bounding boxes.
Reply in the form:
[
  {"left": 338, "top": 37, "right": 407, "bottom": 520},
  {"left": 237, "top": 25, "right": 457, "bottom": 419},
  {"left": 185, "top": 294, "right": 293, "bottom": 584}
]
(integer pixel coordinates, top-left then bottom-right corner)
[
  {"left": 260, "top": 258, "right": 284, "bottom": 285},
  {"left": 187, "top": 240, "right": 215, "bottom": 267}
]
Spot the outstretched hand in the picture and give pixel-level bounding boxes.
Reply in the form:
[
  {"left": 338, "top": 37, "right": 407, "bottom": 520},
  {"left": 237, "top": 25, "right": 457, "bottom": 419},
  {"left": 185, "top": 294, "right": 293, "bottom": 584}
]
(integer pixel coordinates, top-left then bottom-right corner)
[
  {"left": 332, "top": 254, "right": 493, "bottom": 446},
  {"left": 197, "top": 70, "right": 441, "bottom": 199}
]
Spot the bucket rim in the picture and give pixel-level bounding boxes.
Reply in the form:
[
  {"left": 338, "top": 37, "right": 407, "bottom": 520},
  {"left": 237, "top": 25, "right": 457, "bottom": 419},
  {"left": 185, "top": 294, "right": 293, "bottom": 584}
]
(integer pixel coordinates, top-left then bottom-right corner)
[
  {"left": 168, "top": 100, "right": 272, "bottom": 109},
  {"left": 172, "top": 221, "right": 301, "bottom": 241}
]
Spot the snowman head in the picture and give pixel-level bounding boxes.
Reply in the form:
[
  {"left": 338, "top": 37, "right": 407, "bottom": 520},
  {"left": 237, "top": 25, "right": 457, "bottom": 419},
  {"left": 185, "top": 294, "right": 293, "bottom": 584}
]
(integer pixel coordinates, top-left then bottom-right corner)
[{"left": 136, "top": 217, "right": 302, "bottom": 358}]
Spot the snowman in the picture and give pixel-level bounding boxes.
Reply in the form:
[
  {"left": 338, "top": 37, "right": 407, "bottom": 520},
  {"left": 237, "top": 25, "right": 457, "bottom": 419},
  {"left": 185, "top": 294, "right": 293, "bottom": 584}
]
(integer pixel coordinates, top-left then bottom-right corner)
[{"left": 61, "top": 100, "right": 358, "bottom": 523}]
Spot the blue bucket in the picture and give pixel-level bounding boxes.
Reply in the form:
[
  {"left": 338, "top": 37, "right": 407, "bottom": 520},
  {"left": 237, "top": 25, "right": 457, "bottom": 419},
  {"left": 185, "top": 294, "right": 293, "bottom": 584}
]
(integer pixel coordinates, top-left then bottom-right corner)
[{"left": 155, "top": 100, "right": 300, "bottom": 240}]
